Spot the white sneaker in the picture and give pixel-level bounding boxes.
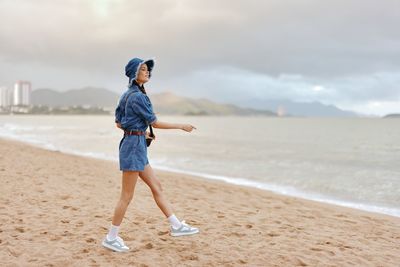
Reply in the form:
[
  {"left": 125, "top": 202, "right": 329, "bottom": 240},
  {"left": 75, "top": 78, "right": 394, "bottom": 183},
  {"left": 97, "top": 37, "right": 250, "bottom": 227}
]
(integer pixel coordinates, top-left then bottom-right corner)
[
  {"left": 102, "top": 236, "right": 130, "bottom": 252},
  {"left": 170, "top": 220, "right": 199, "bottom": 237}
]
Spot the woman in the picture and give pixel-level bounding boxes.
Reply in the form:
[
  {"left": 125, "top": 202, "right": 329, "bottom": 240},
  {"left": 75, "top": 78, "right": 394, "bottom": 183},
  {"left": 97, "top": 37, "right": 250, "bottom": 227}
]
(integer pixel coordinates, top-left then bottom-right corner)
[{"left": 102, "top": 57, "right": 199, "bottom": 253}]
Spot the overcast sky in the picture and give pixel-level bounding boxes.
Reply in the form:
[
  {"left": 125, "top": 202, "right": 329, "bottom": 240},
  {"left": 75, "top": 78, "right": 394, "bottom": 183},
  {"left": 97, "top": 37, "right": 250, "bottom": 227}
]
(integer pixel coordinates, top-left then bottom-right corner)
[{"left": 1, "top": 0, "right": 399, "bottom": 115}]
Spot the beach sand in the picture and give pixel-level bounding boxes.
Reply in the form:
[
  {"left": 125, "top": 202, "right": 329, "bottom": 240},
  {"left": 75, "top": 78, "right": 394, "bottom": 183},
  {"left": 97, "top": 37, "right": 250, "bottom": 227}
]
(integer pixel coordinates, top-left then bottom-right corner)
[{"left": 0, "top": 138, "right": 399, "bottom": 266}]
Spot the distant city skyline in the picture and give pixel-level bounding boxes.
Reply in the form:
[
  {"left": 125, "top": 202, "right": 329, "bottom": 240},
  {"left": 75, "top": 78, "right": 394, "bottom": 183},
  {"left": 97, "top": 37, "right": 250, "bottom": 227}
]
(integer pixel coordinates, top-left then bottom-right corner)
[
  {"left": 1, "top": 1, "right": 399, "bottom": 116},
  {"left": 0, "top": 81, "right": 32, "bottom": 109}
]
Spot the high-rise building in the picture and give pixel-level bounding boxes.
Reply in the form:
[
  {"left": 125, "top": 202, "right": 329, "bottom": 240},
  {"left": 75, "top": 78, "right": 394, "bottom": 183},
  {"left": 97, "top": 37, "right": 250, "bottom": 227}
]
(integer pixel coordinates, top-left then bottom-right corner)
[
  {"left": 0, "top": 86, "right": 10, "bottom": 107},
  {"left": 13, "top": 81, "right": 32, "bottom": 106}
]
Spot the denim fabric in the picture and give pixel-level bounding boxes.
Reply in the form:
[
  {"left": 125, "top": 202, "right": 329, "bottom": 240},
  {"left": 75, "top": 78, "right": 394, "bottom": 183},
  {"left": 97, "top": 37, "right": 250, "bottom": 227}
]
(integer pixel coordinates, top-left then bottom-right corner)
[
  {"left": 118, "top": 134, "right": 149, "bottom": 171},
  {"left": 125, "top": 57, "right": 155, "bottom": 82},
  {"left": 115, "top": 84, "right": 157, "bottom": 171},
  {"left": 115, "top": 85, "right": 157, "bottom": 131}
]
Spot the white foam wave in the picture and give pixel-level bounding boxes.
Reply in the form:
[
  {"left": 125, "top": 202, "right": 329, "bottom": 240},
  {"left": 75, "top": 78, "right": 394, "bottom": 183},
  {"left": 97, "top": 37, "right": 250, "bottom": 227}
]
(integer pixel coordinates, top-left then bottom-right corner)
[{"left": 150, "top": 164, "right": 400, "bottom": 218}]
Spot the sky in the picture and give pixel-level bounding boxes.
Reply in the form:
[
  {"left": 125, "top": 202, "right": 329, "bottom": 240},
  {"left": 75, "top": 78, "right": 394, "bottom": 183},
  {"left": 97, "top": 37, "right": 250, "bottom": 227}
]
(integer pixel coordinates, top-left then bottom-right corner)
[{"left": 0, "top": 0, "right": 399, "bottom": 116}]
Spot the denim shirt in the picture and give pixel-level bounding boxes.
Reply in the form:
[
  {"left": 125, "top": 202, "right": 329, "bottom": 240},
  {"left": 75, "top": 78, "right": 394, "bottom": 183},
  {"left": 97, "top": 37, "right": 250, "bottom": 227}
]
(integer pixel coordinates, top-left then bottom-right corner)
[{"left": 115, "top": 85, "right": 157, "bottom": 131}]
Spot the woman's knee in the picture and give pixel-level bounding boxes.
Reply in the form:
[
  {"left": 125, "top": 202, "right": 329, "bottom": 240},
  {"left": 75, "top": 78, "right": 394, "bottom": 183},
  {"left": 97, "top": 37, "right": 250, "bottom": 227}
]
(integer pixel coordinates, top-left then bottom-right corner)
[{"left": 120, "top": 192, "right": 134, "bottom": 205}]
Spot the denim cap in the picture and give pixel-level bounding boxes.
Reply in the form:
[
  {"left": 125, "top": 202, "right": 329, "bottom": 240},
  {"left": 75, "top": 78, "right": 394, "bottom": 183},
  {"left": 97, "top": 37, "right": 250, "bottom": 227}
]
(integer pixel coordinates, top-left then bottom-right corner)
[{"left": 125, "top": 57, "right": 155, "bottom": 83}]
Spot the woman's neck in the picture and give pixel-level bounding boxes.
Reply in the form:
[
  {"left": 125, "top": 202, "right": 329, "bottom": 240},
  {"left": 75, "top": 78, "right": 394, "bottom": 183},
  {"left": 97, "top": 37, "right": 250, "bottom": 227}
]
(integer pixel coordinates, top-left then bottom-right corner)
[{"left": 135, "top": 80, "right": 143, "bottom": 87}]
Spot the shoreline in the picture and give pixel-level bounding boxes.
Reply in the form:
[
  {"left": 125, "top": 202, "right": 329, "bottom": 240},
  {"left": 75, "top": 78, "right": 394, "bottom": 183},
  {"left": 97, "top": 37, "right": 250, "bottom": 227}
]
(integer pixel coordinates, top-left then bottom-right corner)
[
  {"left": 0, "top": 138, "right": 399, "bottom": 266},
  {"left": 0, "top": 135, "right": 399, "bottom": 218}
]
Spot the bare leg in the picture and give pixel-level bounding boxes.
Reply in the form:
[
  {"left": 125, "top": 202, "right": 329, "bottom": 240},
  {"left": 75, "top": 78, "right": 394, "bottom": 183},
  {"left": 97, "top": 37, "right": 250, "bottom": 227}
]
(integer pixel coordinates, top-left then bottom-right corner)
[
  {"left": 139, "top": 164, "right": 174, "bottom": 217},
  {"left": 111, "top": 171, "right": 139, "bottom": 226}
]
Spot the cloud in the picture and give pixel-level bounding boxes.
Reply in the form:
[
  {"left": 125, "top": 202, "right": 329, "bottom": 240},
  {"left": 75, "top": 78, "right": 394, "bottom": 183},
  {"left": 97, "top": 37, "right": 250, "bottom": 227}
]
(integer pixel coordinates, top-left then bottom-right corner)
[{"left": 0, "top": 0, "right": 400, "bottom": 115}]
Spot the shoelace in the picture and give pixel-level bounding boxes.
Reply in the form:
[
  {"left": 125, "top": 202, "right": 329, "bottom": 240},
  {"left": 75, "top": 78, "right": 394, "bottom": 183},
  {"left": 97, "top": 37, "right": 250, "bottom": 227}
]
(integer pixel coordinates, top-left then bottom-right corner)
[{"left": 116, "top": 237, "right": 127, "bottom": 247}]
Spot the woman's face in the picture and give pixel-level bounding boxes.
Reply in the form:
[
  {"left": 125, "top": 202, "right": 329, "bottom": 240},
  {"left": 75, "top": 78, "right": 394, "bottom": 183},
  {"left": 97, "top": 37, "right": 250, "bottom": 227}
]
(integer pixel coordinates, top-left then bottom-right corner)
[{"left": 136, "top": 63, "right": 149, "bottom": 84}]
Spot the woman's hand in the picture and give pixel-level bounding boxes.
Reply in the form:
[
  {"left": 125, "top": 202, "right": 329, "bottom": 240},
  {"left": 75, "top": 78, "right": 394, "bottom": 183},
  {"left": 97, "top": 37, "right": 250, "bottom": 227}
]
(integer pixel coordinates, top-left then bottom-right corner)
[
  {"left": 181, "top": 124, "right": 197, "bottom": 132},
  {"left": 116, "top": 123, "right": 122, "bottom": 130},
  {"left": 146, "top": 131, "right": 156, "bottom": 140}
]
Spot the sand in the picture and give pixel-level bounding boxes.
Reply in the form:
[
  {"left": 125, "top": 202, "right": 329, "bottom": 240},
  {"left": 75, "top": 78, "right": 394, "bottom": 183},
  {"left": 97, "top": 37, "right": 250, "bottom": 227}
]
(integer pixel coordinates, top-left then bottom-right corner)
[{"left": 0, "top": 138, "right": 399, "bottom": 266}]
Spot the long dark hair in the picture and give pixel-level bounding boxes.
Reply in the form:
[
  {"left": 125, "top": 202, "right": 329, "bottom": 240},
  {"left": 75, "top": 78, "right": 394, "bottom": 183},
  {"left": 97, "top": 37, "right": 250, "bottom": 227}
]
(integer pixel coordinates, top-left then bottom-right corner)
[
  {"left": 130, "top": 80, "right": 147, "bottom": 95},
  {"left": 130, "top": 79, "right": 155, "bottom": 139}
]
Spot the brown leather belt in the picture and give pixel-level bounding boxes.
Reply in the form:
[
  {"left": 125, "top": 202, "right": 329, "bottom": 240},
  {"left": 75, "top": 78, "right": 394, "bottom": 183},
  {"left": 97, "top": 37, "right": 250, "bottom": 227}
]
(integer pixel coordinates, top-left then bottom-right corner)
[{"left": 124, "top": 130, "right": 145, "bottom": 136}]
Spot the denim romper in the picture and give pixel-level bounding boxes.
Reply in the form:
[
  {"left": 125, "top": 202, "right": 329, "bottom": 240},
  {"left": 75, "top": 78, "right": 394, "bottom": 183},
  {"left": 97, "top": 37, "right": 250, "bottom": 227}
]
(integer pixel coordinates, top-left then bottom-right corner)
[{"left": 115, "top": 84, "right": 157, "bottom": 171}]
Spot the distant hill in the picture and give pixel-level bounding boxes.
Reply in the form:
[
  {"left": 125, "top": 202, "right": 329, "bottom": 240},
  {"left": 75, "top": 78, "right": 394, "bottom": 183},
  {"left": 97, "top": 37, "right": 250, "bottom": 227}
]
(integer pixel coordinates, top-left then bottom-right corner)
[
  {"left": 32, "top": 88, "right": 276, "bottom": 116},
  {"left": 150, "top": 91, "right": 276, "bottom": 116},
  {"left": 238, "top": 98, "right": 360, "bottom": 117},
  {"left": 383, "top": 114, "right": 400, "bottom": 118}
]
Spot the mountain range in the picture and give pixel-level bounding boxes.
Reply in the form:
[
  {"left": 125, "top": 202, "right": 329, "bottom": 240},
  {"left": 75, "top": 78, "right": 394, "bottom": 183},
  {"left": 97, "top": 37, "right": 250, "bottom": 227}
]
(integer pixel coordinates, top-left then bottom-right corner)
[
  {"left": 31, "top": 87, "right": 360, "bottom": 117},
  {"left": 238, "top": 98, "right": 359, "bottom": 117}
]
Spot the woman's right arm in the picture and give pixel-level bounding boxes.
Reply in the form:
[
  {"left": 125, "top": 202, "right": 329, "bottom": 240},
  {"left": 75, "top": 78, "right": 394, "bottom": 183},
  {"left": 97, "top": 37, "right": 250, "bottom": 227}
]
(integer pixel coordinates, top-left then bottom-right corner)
[{"left": 152, "top": 120, "right": 196, "bottom": 132}]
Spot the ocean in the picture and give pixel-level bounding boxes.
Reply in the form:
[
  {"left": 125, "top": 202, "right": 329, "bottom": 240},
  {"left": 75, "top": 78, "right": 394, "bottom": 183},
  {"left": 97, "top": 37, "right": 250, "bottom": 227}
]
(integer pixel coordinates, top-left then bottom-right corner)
[{"left": 0, "top": 115, "right": 399, "bottom": 217}]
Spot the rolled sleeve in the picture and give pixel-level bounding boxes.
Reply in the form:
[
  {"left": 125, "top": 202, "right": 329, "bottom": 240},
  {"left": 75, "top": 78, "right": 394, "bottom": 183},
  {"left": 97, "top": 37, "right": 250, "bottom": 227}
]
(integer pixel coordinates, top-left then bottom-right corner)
[
  {"left": 114, "top": 105, "right": 121, "bottom": 123},
  {"left": 134, "top": 94, "right": 157, "bottom": 125}
]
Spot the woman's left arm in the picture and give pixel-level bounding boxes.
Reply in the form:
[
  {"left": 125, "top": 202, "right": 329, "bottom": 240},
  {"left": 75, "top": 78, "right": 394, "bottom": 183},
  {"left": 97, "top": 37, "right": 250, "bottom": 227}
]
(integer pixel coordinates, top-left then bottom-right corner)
[{"left": 152, "top": 120, "right": 196, "bottom": 132}]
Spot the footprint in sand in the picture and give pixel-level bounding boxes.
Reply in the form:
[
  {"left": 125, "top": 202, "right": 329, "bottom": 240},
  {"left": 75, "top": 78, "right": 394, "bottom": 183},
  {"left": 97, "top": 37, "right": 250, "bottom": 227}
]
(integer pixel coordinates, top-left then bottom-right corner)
[
  {"left": 7, "top": 247, "right": 22, "bottom": 257},
  {"left": 60, "top": 219, "right": 70, "bottom": 224},
  {"left": 86, "top": 238, "right": 95, "bottom": 243},
  {"left": 61, "top": 231, "right": 72, "bottom": 237},
  {"left": 144, "top": 243, "right": 154, "bottom": 249},
  {"left": 229, "top": 232, "right": 246, "bottom": 237},
  {"left": 293, "top": 257, "right": 308, "bottom": 266},
  {"left": 185, "top": 255, "right": 199, "bottom": 261},
  {"left": 157, "top": 231, "right": 169, "bottom": 236},
  {"left": 310, "top": 247, "right": 323, "bottom": 251},
  {"left": 145, "top": 218, "right": 157, "bottom": 223},
  {"left": 15, "top": 227, "right": 25, "bottom": 233},
  {"left": 267, "top": 232, "right": 280, "bottom": 237},
  {"left": 60, "top": 194, "right": 72, "bottom": 200}
]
